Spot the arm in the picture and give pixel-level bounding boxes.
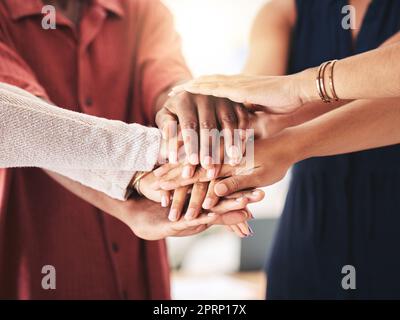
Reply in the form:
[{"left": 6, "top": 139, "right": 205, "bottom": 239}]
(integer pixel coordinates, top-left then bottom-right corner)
[
  {"left": 0, "top": 21, "right": 166, "bottom": 201},
  {"left": 0, "top": 82, "right": 162, "bottom": 200},
  {"left": 172, "top": 33, "right": 400, "bottom": 116},
  {"left": 155, "top": 97, "right": 400, "bottom": 195},
  {"left": 243, "top": 0, "right": 295, "bottom": 76},
  {"left": 47, "top": 170, "right": 254, "bottom": 240}
]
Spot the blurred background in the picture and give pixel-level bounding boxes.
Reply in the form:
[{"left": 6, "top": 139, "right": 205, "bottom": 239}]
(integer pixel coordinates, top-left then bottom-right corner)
[{"left": 163, "top": 0, "right": 291, "bottom": 300}]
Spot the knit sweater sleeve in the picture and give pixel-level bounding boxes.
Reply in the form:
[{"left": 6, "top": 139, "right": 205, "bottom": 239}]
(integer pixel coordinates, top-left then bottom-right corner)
[{"left": 0, "top": 82, "right": 162, "bottom": 200}]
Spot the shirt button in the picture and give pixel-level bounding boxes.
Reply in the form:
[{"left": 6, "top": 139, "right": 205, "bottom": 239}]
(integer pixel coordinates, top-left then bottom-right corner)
[
  {"left": 111, "top": 242, "right": 119, "bottom": 253},
  {"left": 85, "top": 97, "right": 93, "bottom": 107}
]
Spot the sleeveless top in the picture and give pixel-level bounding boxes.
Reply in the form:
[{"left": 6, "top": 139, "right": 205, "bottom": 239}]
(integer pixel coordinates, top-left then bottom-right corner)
[{"left": 267, "top": 0, "right": 400, "bottom": 299}]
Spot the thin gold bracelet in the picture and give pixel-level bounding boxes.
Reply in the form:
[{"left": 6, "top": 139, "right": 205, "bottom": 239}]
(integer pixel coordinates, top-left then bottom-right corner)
[
  {"left": 329, "top": 59, "right": 339, "bottom": 101},
  {"left": 129, "top": 171, "right": 149, "bottom": 196}
]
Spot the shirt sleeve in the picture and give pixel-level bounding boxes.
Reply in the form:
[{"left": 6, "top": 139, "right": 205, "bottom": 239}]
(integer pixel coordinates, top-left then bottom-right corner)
[
  {"left": 137, "top": 0, "right": 192, "bottom": 123},
  {"left": 0, "top": 83, "right": 161, "bottom": 200}
]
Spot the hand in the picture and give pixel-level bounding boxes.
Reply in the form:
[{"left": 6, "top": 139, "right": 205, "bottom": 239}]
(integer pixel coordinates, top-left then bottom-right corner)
[
  {"left": 156, "top": 91, "right": 251, "bottom": 178},
  {"left": 167, "top": 181, "right": 265, "bottom": 221},
  {"left": 134, "top": 170, "right": 259, "bottom": 238},
  {"left": 138, "top": 171, "right": 171, "bottom": 207},
  {"left": 249, "top": 111, "right": 294, "bottom": 139},
  {"left": 170, "top": 73, "right": 313, "bottom": 114},
  {"left": 154, "top": 131, "right": 297, "bottom": 196},
  {"left": 119, "top": 197, "right": 252, "bottom": 241}
]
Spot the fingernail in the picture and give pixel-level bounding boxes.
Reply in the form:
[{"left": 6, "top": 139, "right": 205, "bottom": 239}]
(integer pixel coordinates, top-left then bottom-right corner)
[
  {"left": 215, "top": 183, "right": 228, "bottom": 196},
  {"left": 208, "top": 212, "right": 216, "bottom": 217},
  {"left": 228, "top": 145, "right": 240, "bottom": 158},
  {"left": 236, "top": 197, "right": 245, "bottom": 202},
  {"left": 203, "top": 198, "right": 214, "bottom": 209},
  {"left": 168, "top": 90, "right": 176, "bottom": 97},
  {"left": 185, "top": 208, "right": 196, "bottom": 220},
  {"left": 249, "top": 226, "right": 254, "bottom": 236},
  {"left": 207, "top": 168, "right": 216, "bottom": 179},
  {"left": 161, "top": 196, "right": 168, "bottom": 208},
  {"left": 182, "top": 166, "right": 191, "bottom": 178},
  {"left": 189, "top": 153, "right": 199, "bottom": 165},
  {"left": 168, "top": 209, "right": 178, "bottom": 222},
  {"left": 169, "top": 152, "right": 177, "bottom": 163},
  {"left": 203, "top": 156, "right": 213, "bottom": 167}
]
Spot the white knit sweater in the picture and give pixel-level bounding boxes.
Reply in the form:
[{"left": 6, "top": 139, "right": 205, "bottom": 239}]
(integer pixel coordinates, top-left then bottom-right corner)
[{"left": 0, "top": 83, "right": 162, "bottom": 200}]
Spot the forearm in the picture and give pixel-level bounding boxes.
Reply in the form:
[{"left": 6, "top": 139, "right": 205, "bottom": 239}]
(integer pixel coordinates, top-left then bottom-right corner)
[
  {"left": 0, "top": 83, "right": 161, "bottom": 171},
  {"left": 296, "top": 43, "right": 400, "bottom": 103},
  {"left": 283, "top": 99, "right": 350, "bottom": 128},
  {"left": 46, "top": 170, "right": 132, "bottom": 223},
  {"left": 288, "top": 98, "right": 400, "bottom": 162}
]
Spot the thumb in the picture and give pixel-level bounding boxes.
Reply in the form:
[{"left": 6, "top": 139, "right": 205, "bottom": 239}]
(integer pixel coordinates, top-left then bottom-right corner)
[
  {"left": 214, "top": 174, "right": 254, "bottom": 197},
  {"left": 155, "top": 109, "right": 177, "bottom": 139}
]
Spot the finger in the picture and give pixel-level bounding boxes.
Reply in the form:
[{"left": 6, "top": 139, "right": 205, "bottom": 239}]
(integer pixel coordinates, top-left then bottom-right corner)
[
  {"left": 185, "top": 182, "right": 208, "bottom": 220},
  {"left": 173, "top": 224, "right": 208, "bottom": 237},
  {"left": 153, "top": 163, "right": 180, "bottom": 178},
  {"left": 160, "top": 190, "right": 171, "bottom": 208},
  {"left": 238, "top": 222, "right": 254, "bottom": 237},
  {"left": 229, "top": 224, "right": 247, "bottom": 238},
  {"left": 176, "top": 213, "right": 218, "bottom": 230},
  {"left": 195, "top": 95, "right": 217, "bottom": 172},
  {"left": 202, "top": 180, "right": 219, "bottom": 210},
  {"left": 168, "top": 124, "right": 179, "bottom": 164},
  {"left": 216, "top": 99, "right": 238, "bottom": 165},
  {"left": 156, "top": 109, "right": 179, "bottom": 164},
  {"left": 182, "top": 84, "right": 246, "bottom": 106},
  {"left": 209, "top": 209, "right": 250, "bottom": 226},
  {"left": 234, "top": 103, "right": 249, "bottom": 133},
  {"left": 169, "top": 186, "right": 190, "bottom": 222},
  {"left": 234, "top": 104, "right": 249, "bottom": 154},
  {"left": 155, "top": 108, "right": 176, "bottom": 140},
  {"left": 170, "top": 75, "right": 229, "bottom": 95},
  {"left": 208, "top": 129, "right": 224, "bottom": 179},
  {"left": 224, "top": 189, "right": 265, "bottom": 203},
  {"left": 208, "top": 197, "right": 249, "bottom": 214},
  {"left": 167, "top": 93, "right": 200, "bottom": 166},
  {"left": 159, "top": 165, "right": 209, "bottom": 190},
  {"left": 214, "top": 174, "right": 255, "bottom": 197}
]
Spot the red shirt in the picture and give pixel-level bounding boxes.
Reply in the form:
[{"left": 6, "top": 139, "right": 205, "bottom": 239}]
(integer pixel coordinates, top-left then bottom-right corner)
[{"left": 0, "top": 0, "right": 190, "bottom": 299}]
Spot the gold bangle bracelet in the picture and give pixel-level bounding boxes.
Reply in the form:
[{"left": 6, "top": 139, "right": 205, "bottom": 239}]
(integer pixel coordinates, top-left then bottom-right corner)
[
  {"left": 317, "top": 61, "right": 331, "bottom": 103},
  {"left": 316, "top": 60, "right": 340, "bottom": 103},
  {"left": 329, "top": 59, "right": 339, "bottom": 101},
  {"left": 129, "top": 171, "right": 149, "bottom": 196}
]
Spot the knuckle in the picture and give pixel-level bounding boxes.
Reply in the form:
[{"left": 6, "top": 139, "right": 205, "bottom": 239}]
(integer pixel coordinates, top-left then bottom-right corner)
[
  {"left": 228, "top": 177, "right": 240, "bottom": 192},
  {"left": 219, "top": 113, "right": 237, "bottom": 126},
  {"left": 195, "top": 182, "right": 208, "bottom": 191},
  {"left": 200, "top": 121, "right": 215, "bottom": 129},
  {"left": 181, "top": 120, "right": 198, "bottom": 130}
]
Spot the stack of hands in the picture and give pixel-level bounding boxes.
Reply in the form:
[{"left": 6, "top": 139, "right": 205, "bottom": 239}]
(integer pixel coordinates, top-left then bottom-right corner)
[
  {"left": 129, "top": 91, "right": 263, "bottom": 240},
  {"left": 129, "top": 75, "right": 302, "bottom": 240}
]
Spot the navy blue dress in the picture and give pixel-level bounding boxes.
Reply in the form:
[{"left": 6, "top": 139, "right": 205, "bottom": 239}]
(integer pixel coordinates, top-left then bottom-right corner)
[{"left": 266, "top": 0, "right": 400, "bottom": 299}]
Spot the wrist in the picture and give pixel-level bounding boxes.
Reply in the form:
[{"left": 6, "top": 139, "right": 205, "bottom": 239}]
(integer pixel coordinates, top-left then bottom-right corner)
[
  {"left": 281, "top": 125, "right": 314, "bottom": 164},
  {"left": 292, "top": 67, "right": 320, "bottom": 104},
  {"left": 273, "top": 126, "right": 310, "bottom": 166}
]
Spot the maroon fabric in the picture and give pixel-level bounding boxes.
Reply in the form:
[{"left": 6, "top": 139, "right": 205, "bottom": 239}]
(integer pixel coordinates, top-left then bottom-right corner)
[{"left": 0, "top": 0, "right": 190, "bottom": 299}]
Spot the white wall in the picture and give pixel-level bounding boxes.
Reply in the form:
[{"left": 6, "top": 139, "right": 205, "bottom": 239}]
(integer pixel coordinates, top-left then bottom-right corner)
[{"left": 163, "top": 0, "right": 267, "bottom": 76}]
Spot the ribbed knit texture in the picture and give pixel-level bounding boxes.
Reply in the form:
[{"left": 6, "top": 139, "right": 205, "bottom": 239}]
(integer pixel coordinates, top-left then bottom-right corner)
[{"left": 0, "top": 83, "right": 161, "bottom": 200}]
